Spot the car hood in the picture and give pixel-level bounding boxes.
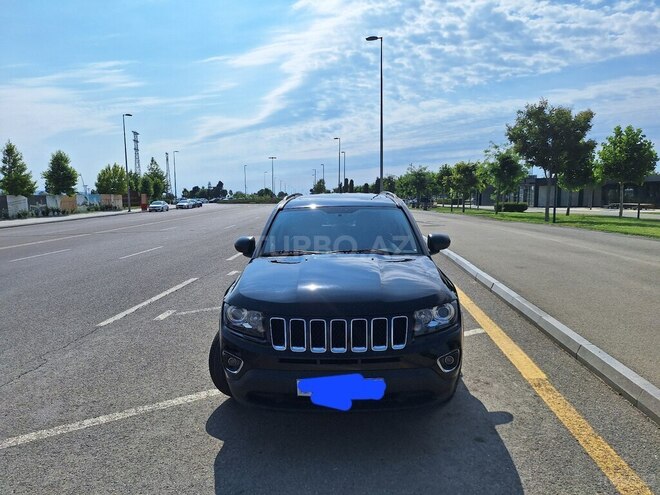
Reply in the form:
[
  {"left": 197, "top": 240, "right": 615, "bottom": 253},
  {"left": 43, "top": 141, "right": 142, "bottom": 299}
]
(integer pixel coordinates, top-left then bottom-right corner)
[{"left": 226, "top": 254, "right": 455, "bottom": 317}]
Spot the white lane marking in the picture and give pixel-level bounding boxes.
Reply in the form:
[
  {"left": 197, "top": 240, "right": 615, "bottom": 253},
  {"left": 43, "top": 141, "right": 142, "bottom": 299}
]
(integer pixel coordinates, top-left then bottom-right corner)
[
  {"left": 223, "top": 224, "right": 236, "bottom": 229},
  {"left": 465, "top": 328, "right": 486, "bottom": 337},
  {"left": 0, "top": 389, "right": 223, "bottom": 450},
  {"left": 154, "top": 310, "right": 176, "bottom": 321},
  {"left": 96, "top": 278, "right": 198, "bottom": 327},
  {"left": 227, "top": 270, "right": 240, "bottom": 276},
  {"left": 176, "top": 307, "right": 221, "bottom": 316},
  {"left": 119, "top": 246, "right": 163, "bottom": 260},
  {"left": 8, "top": 249, "right": 71, "bottom": 263},
  {"left": 0, "top": 233, "right": 90, "bottom": 251},
  {"left": 226, "top": 253, "right": 242, "bottom": 261},
  {"left": 160, "top": 226, "right": 176, "bottom": 231}
]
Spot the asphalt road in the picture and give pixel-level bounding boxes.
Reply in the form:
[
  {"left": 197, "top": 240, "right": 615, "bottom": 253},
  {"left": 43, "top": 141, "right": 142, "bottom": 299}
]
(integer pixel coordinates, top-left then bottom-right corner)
[
  {"left": 412, "top": 209, "right": 660, "bottom": 387},
  {"left": 0, "top": 204, "right": 658, "bottom": 494}
]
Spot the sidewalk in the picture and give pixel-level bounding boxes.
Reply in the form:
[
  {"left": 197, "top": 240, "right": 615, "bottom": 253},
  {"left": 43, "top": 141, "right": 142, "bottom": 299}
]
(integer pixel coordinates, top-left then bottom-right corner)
[{"left": 0, "top": 209, "right": 143, "bottom": 229}]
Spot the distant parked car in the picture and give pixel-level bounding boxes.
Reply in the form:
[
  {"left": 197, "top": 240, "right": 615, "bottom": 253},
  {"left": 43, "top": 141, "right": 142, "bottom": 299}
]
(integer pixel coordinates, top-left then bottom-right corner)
[
  {"left": 191, "top": 199, "right": 202, "bottom": 208},
  {"left": 148, "top": 200, "right": 169, "bottom": 212},
  {"left": 199, "top": 198, "right": 209, "bottom": 204},
  {"left": 176, "top": 199, "right": 193, "bottom": 209}
]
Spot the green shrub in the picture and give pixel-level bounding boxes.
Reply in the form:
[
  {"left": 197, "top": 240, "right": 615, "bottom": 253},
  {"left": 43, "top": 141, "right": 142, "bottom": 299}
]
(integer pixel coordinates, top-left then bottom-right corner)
[
  {"left": 16, "top": 210, "right": 30, "bottom": 219},
  {"left": 495, "top": 202, "right": 528, "bottom": 213}
]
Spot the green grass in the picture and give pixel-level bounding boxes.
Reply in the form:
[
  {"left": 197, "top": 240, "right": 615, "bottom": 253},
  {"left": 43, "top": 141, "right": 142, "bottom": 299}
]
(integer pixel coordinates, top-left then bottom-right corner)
[{"left": 431, "top": 207, "right": 660, "bottom": 239}]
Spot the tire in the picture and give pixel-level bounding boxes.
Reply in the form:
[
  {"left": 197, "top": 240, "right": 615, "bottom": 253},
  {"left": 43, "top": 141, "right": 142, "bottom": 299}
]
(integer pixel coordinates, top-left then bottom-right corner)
[{"left": 209, "top": 334, "right": 232, "bottom": 396}]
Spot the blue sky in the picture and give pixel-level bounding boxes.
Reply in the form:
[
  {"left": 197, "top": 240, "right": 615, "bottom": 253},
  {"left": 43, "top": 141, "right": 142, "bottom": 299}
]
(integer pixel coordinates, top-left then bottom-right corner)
[{"left": 2, "top": 0, "right": 659, "bottom": 195}]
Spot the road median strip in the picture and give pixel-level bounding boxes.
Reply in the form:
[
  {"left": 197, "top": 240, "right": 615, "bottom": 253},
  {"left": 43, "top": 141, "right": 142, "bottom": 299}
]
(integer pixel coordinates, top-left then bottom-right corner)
[
  {"left": 457, "top": 287, "right": 653, "bottom": 495},
  {"left": 444, "top": 249, "right": 660, "bottom": 425}
]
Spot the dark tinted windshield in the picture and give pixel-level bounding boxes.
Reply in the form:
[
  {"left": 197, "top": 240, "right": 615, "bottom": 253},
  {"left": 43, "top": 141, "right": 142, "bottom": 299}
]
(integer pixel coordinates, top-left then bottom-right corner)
[{"left": 261, "top": 206, "right": 421, "bottom": 256}]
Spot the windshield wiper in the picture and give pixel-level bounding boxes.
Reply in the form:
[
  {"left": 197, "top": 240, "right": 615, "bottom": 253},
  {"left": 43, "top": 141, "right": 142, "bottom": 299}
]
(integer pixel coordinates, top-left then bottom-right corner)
[
  {"left": 263, "top": 250, "right": 320, "bottom": 257},
  {"left": 330, "top": 249, "right": 399, "bottom": 255}
]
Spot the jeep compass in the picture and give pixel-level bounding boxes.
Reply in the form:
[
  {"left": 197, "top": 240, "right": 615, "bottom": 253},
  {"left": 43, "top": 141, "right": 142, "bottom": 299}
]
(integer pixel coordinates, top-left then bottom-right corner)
[{"left": 209, "top": 192, "right": 462, "bottom": 410}]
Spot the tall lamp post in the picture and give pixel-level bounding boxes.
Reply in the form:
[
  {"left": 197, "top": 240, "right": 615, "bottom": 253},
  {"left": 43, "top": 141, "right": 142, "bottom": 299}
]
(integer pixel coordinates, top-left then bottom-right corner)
[
  {"left": 321, "top": 163, "right": 325, "bottom": 184},
  {"left": 122, "top": 113, "right": 132, "bottom": 210},
  {"left": 366, "top": 35, "right": 383, "bottom": 192},
  {"left": 334, "top": 137, "right": 341, "bottom": 192},
  {"left": 243, "top": 165, "right": 247, "bottom": 195},
  {"left": 341, "top": 151, "right": 346, "bottom": 186},
  {"left": 268, "top": 156, "right": 276, "bottom": 196},
  {"left": 172, "top": 150, "right": 179, "bottom": 199}
]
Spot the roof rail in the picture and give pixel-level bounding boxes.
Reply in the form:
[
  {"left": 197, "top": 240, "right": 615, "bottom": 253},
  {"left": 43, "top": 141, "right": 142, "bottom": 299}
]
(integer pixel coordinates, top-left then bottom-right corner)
[
  {"left": 277, "top": 192, "right": 303, "bottom": 209},
  {"left": 380, "top": 191, "right": 398, "bottom": 200}
]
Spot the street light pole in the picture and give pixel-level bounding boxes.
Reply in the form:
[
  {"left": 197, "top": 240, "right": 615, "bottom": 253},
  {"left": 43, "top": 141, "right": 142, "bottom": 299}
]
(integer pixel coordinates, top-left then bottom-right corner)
[
  {"left": 173, "top": 150, "right": 179, "bottom": 199},
  {"left": 122, "top": 113, "right": 133, "bottom": 211},
  {"left": 342, "top": 151, "right": 346, "bottom": 186},
  {"left": 244, "top": 165, "right": 247, "bottom": 195},
  {"left": 334, "top": 137, "right": 341, "bottom": 192},
  {"left": 366, "top": 35, "right": 383, "bottom": 192},
  {"left": 313, "top": 169, "right": 317, "bottom": 188},
  {"left": 268, "top": 156, "right": 277, "bottom": 196},
  {"left": 321, "top": 163, "right": 325, "bottom": 184}
]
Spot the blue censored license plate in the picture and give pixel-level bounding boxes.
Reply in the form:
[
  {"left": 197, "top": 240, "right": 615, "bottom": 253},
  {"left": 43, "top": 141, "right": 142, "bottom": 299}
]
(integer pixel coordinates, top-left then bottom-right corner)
[{"left": 296, "top": 374, "right": 386, "bottom": 411}]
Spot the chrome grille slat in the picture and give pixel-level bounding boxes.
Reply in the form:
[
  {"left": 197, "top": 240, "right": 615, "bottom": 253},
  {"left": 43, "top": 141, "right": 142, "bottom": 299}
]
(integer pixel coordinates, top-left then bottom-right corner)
[
  {"left": 330, "top": 320, "right": 347, "bottom": 353},
  {"left": 290, "top": 319, "right": 306, "bottom": 352},
  {"left": 270, "top": 317, "right": 408, "bottom": 353},
  {"left": 351, "top": 319, "right": 368, "bottom": 352},
  {"left": 371, "top": 317, "right": 388, "bottom": 351},
  {"left": 310, "top": 319, "right": 327, "bottom": 353}
]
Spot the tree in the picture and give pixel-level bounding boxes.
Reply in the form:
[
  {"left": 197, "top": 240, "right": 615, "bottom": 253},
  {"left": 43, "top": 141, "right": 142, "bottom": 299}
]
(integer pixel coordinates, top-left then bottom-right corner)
[
  {"left": 474, "top": 161, "right": 489, "bottom": 209},
  {"left": 311, "top": 178, "right": 328, "bottom": 194},
  {"left": 506, "top": 98, "right": 595, "bottom": 222},
  {"left": 140, "top": 174, "right": 154, "bottom": 198},
  {"left": 484, "top": 144, "right": 528, "bottom": 214},
  {"left": 95, "top": 164, "right": 127, "bottom": 194},
  {"left": 210, "top": 181, "right": 224, "bottom": 198},
  {"left": 152, "top": 176, "right": 164, "bottom": 199},
  {"left": 145, "top": 157, "right": 167, "bottom": 198},
  {"left": 558, "top": 146, "right": 595, "bottom": 216},
  {"left": 598, "top": 125, "right": 658, "bottom": 218},
  {"left": 382, "top": 175, "right": 397, "bottom": 193},
  {"left": 1, "top": 140, "right": 37, "bottom": 196},
  {"left": 42, "top": 150, "right": 78, "bottom": 195},
  {"left": 348, "top": 179, "right": 354, "bottom": 193},
  {"left": 128, "top": 171, "right": 140, "bottom": 194},
  {"left": 396, "top": 165, "right": 433, "bottom": 206},
  {"left": 436, "top": 164, "right": 453, "bottom": 207},
  {"left": 256, "top": 188, "right": 274, "bottom": 197},
  {"left": 451, "top": 161, "right": 479, "bottom": 212}
]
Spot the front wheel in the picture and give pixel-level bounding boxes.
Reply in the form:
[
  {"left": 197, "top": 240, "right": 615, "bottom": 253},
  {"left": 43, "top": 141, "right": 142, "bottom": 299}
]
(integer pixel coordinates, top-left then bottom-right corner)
[{"left": 209, "top": 334, "right": 232, "bottom": 396}]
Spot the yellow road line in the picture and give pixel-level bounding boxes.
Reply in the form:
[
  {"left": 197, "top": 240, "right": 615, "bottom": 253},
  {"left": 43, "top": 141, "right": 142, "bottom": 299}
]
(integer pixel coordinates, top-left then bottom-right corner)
[{"left": 457, "top": 287, "right": 653, "bottom": 495}]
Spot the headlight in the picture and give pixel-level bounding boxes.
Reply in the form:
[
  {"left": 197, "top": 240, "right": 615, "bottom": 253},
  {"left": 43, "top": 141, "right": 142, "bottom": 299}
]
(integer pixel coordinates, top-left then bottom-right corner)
[
  {"left": 224, "top": 304, "right": 265, "bottom": 338},
  {"left": 414, "top": 301, "right": 458, "bottom": 335}
]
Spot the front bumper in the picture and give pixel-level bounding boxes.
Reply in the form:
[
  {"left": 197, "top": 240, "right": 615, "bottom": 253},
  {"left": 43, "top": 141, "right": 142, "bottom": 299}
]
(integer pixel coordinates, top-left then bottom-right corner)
[{"left": 218, "top": 322, "right": 462, "bottom": 410}]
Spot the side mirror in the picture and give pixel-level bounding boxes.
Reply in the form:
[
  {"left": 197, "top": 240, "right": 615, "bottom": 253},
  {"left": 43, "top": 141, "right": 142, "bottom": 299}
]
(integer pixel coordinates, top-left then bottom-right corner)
[
  {"left": 234, "top": 236, "right": 256, "bottom": 257},
  {"left": 427, "top": 233, "right": 450, "bottom": 254}
]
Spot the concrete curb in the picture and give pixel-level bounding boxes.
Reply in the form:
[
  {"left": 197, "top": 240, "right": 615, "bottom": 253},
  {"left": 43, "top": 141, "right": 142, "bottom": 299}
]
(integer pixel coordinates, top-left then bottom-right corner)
[
  {"left": 0, "top": 210, "right": 141, "bottom": 229},
  {"left": 442, "top": 248, "right": 660, "bottom": 425}
]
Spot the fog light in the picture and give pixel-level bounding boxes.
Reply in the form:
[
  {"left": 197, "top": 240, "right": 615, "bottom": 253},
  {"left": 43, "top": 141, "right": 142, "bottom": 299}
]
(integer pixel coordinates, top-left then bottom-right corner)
[
  {"left": 222, "top": 351, "right": 244, "bottom": 374},
  {"left": 437, "top": 350, "right": 460, "bottom": 372}
]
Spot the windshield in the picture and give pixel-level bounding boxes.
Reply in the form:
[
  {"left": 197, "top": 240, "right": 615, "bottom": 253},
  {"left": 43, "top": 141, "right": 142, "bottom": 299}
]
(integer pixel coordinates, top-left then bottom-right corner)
[{"left": 261, "top": 206, "right": 421, "bottom": 256}]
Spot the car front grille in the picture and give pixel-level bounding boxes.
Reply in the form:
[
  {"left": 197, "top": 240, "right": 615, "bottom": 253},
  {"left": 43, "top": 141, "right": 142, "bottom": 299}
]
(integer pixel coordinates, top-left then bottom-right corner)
[{"left": 269, "top": 317, "right": 408, "bottom": 353}]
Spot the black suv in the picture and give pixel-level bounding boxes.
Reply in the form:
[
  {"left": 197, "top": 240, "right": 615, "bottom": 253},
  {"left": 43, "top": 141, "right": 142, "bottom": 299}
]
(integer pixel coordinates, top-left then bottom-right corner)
[{"left": 209, "top": 192, "right": 462, "bottom": 410}]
